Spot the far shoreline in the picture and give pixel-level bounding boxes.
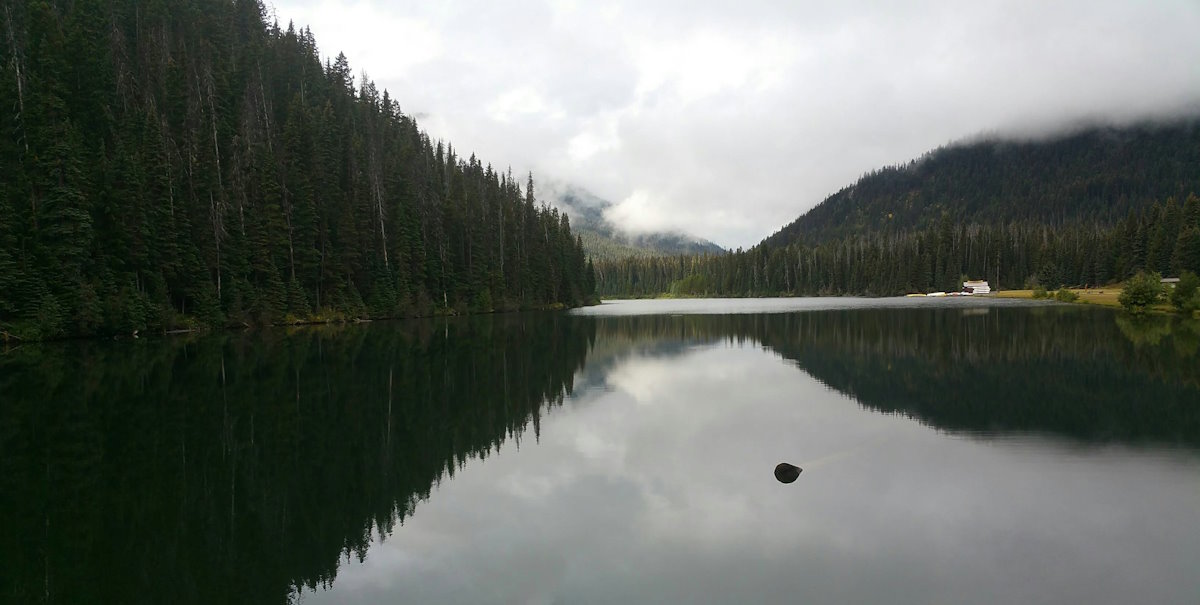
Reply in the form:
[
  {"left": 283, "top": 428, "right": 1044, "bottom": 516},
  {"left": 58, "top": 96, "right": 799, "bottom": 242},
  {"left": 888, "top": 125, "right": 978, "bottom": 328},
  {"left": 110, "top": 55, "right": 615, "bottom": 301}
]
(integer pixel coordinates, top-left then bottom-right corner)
[{"left": 596, "top": 286, "right": 1195, "bottom": 317}]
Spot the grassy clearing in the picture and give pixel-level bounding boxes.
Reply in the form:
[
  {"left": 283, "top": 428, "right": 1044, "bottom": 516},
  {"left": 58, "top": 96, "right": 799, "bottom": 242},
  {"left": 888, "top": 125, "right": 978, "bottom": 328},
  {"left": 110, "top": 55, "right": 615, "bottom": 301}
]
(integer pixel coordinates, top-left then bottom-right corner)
[{"left": 994, "top": 287, "right": 1179, "bottom": 313}]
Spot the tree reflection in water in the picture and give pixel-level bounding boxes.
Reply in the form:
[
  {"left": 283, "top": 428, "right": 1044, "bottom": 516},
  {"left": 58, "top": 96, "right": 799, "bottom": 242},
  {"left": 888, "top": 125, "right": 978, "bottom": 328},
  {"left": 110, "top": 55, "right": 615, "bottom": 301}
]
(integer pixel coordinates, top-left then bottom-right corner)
[{"left": 2, "top": 305, "right": 1197, "bottom": 603}]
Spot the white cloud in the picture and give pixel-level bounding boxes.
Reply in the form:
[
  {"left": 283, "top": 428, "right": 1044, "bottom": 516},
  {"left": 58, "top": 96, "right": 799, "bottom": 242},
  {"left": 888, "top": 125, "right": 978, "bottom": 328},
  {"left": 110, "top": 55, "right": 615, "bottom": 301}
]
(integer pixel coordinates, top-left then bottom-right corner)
[
  {"left": 486, "top": 87, "right": 564, "bottom": 123},
  {"left": 633, "top": 31, "right": 797, "bottom": 104},
  {"left": 605, "top": 189, "right": 674, "bottom": 235},
  {"left": 270, "top": 0, "right": 1200, "bottom": 248},
  {"left": 277, "top": 1, "right": 443, "bottom": 81},
  {"left": 566, "top": 112, "right": 621, "bottom": 162}
]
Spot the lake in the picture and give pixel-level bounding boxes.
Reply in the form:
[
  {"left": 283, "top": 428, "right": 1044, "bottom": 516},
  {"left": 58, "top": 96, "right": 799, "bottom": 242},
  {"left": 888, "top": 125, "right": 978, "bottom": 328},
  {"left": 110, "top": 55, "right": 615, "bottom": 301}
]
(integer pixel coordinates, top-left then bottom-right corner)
[{"left": 2, "top": 298, "right": 1198, "bottom": 604}]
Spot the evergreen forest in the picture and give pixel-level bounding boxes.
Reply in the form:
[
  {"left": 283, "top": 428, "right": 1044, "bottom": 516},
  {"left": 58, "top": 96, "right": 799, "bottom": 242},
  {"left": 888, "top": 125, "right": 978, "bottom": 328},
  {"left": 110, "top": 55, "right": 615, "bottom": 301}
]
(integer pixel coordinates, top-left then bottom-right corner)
[
  {"left": 0, "top": 0, "right": 595, "bottom": 339},
  {"left": 766, "top": 122, "right": 1200, "bottom": 246},
  {"left": 595, "top": 122, "right": 1200, "bottom": 298}
]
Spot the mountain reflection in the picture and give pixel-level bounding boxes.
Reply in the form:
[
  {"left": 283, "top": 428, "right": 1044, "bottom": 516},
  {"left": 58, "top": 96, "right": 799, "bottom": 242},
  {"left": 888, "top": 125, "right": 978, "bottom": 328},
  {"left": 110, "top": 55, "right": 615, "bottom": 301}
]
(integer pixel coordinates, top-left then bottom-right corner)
[
  {"left": 2, "top": 305, "right": 1196, "bottom": 604},
  {"left": 594, "top": 309, "right": 1200, "bottom": 447},
  {"left": 0, "top": 315, "right": 592, "bottom": 604}
]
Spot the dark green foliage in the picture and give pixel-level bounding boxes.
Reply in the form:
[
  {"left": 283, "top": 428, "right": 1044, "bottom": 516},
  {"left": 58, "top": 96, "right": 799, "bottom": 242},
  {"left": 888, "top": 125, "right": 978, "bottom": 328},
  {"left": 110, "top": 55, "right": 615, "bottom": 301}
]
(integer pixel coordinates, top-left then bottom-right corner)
[
  {"left": 1171, "top": 271, "right": 1200, "bottom": 315},
  {"left": 1032, "top": 285, "right": 1049, "bottom": 300},
  {"left": 1119, "top": 271, "right": 1164, "bottom": 313},
  {"left": 593, "top": 122, "right": 1198, "bottom": 304},
  {"left": 1174, "top": 226, "right": 1200, "bottom": 275},
  {"left": 596, "top": 217, "right": 1143, "bottom": 299},
  {"left": 1054, "top": 289, "right": 1079, "bottom": 303},
  {"left": 764, "top": 122, "right": 1200, "bottom": 247},
  {"left": 669, "top": 274, "right": 710, "bottom": 296},
  {"left": 596, "top": 183, "right": 1196, "bottom": 303},
  {"left": 0, "top": 0, "right": 592, "bottom": 338}
]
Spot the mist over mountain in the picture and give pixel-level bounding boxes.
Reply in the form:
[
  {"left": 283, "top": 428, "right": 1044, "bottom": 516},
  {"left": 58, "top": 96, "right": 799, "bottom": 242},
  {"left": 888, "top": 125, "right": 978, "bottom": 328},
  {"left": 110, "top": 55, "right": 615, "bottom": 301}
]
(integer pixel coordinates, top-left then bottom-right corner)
[
  {"left": 764, "top": 118, "right": 1200, "bottom": 248},
  {"left": 542, "top": 184, "right": 725, "bottom": 259},
  {"left": 595, "top": 116, "right": 1200, "bottom": 298}
]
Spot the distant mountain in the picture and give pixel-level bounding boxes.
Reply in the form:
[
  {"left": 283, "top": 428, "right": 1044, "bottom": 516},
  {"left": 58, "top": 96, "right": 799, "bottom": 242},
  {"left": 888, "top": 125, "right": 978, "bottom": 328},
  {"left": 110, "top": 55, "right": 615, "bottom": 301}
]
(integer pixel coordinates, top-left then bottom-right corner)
[
  {"left": 594, "top": 118, "right": 1200, "bottom": 298},
  {"left": 546, "top": 185, "right": 725, "bottom": 259},
  {"left": 764, "top": 119, "right": 1200, "bottom": 248}
]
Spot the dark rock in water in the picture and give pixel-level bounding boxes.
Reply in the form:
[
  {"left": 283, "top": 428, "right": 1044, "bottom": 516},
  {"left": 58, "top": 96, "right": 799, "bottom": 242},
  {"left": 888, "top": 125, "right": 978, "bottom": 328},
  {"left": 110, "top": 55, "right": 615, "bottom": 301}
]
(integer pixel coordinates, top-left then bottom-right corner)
[{"left": 774, "top": 462, "right": 802, "bottom": 484}]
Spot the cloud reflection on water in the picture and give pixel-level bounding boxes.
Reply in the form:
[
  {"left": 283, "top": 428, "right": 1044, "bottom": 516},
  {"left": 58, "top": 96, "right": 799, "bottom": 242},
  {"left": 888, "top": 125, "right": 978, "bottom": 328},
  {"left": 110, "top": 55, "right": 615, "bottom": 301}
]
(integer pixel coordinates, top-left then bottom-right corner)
[{"left": 309, "top": 336, "right": 1200, "bottom": 605}]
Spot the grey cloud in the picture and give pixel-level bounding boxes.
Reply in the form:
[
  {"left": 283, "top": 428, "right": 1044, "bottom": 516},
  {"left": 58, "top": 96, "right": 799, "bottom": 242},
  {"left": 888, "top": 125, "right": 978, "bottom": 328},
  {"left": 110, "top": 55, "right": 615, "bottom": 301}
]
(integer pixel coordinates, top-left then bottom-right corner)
[
  {"left": 272, "top": 0, "right": 1200, "bottom": 248},
  {"left": 302, "top": 341, "right": 1200, "bottom": 605}
]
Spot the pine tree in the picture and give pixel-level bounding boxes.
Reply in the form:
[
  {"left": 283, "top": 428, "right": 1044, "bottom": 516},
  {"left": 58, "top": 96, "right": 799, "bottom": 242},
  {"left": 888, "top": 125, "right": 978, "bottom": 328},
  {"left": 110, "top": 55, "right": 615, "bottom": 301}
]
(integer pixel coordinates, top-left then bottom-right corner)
[
  {"left": 1175, "top": 228, "right": 1200, "bottom": 276},
  {"left": 0, "top": 0, "right": 595, "bottom": 337}
]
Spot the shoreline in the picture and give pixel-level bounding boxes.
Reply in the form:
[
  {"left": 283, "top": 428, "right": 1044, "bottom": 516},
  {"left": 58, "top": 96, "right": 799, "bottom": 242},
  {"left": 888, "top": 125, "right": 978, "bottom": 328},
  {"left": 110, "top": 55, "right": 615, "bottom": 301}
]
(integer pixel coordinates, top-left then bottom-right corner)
[
  {"left": 993, "top": 287, "right": 1185, "bottom": 315},
  {"left": 600, "top": 287, "right": 1198, "bottom": 317},
  {"left": 0, "top": 299, "right": 602, "bottom": 346}
]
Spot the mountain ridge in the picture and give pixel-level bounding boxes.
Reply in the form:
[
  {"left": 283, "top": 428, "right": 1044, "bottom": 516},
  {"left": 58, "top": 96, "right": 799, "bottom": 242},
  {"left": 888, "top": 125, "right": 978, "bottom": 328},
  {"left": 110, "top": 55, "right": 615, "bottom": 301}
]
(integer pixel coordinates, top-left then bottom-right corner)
[
  {"left": 763, "top": 118, "right": 1200, "bottom": 248},
  {"left": 594, "top": 117, "right": 1200, "bottom": 297},
  {"left": 543, "top": 184, "right": 725, "bottom": 259}
]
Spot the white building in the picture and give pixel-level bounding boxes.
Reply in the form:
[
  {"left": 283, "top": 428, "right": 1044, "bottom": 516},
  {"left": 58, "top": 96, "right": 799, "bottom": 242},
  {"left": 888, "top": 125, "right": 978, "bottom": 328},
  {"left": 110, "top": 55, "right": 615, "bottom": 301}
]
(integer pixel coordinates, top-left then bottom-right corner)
[{"left": 963, "top": 280, "right": 991, "bottom": 294}]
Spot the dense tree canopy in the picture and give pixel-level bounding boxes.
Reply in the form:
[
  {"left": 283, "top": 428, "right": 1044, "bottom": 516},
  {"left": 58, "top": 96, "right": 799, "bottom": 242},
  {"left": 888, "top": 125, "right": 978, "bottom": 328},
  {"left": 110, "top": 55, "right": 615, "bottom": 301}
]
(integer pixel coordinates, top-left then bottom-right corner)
[
  {"left": 596, "top": 193, "right": 1200, "bottom": 298},
  {"left": 0, "top": 0, "right": 593, "bottom": 339},
  {"left": 764, "top": 122, "right": 1200, "bottom": 247}
]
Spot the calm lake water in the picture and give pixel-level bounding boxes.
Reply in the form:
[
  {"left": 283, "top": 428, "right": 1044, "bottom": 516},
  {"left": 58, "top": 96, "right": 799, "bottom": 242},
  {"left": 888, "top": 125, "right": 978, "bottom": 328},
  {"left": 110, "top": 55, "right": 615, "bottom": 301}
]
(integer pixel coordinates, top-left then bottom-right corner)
[{"left": 2, "top": 298, "right": 1199, "bottom": 604}]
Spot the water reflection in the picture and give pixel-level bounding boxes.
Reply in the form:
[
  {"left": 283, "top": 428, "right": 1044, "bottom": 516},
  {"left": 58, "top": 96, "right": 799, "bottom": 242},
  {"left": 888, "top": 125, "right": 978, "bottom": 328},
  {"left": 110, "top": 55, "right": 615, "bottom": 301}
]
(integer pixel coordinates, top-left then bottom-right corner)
[
  {"left": 0, "top": 315, "right": 592, "bottom": 604},
  {"left": 2, "top": 303, "right": 1198, "bottom": 604},
  {"left": 311, "top": 308, "right": 1200, "bottom": 604},
  {"left": 593, "top": 309, "right": 1200, "bottom": 447}
]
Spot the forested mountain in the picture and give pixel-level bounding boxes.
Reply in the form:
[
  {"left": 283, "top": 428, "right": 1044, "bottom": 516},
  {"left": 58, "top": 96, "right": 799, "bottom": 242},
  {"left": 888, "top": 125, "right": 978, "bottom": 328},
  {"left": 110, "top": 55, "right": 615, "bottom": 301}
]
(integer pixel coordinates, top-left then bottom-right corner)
[
  {"left": 0, "top": 0, "right": 594, "bottom": 340},
  {"left": 764, "top": 120, "right": 1200, "bottom": 247},
  {"left": 596, "top": 193, "right": 1200, "bottom": 297},
  {"left": 596, "top": 120, "right": 1200, "bottom": 298},
  {"left": 548, "top": 184, "right": 724, "bottom": 259}
]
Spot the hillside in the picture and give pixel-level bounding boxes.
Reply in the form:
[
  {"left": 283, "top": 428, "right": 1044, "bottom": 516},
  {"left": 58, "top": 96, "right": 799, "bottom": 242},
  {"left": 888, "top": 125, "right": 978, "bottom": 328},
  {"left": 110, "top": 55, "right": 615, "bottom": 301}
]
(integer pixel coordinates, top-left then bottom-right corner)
[
  {"left": 0, "top": 0, "right": 593, "bottom": 339},
  {"left": 548, "top": 185, "right": 725, "bottom": 259},
  {"left": 764, "top": 120, "right": 1200, "bottom": 247},
  {"left": 595, "top": 119, "right": 1200, "bottom": 298}
]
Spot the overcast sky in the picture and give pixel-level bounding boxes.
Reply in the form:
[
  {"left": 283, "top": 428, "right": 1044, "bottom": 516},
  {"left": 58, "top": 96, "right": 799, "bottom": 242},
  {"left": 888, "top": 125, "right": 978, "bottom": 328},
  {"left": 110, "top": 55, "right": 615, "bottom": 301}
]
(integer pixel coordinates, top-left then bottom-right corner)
[{"left": 267, "top": 0, "right": 1200, "bottom": 249}]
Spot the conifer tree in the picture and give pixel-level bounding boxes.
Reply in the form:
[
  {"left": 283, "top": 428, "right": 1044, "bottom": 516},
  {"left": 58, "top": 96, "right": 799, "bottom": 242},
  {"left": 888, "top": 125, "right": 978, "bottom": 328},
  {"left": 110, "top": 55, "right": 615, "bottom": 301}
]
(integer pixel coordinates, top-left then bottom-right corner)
[{"left": 0, "top": 0, "right": 594, "bottom": 338}]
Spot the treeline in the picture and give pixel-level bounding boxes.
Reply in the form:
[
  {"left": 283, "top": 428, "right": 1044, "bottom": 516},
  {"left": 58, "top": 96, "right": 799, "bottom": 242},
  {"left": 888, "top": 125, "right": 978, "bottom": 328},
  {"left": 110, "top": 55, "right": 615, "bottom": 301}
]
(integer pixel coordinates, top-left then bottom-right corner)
[
  {"left": 0, "top": 315, "right": 594, "bottom": 603},
  {"left": 0, "top": 0, "right": 594, "bottom": 339},
  {"left": 596, "top": 194, "right": 1200, "bottom": 297},
  {"left": 764, "top": 121, "right": 1200, "bottom": 247}
]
